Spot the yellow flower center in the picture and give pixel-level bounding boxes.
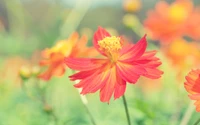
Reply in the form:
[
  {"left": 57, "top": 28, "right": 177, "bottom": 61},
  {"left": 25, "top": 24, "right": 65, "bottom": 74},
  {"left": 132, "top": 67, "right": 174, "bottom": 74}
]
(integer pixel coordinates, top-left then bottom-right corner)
[
  {"left": 51, "top": 40, "right": 73, "bottom": 56},
  {"left": 168, "top": 3, "right": 189, "bottom": 23},
  {"left": 98, "top": 36, "right": 122, "bottom": 53},
  {"left": 98, "top": 36, "right": 122, "bottom": 62}
]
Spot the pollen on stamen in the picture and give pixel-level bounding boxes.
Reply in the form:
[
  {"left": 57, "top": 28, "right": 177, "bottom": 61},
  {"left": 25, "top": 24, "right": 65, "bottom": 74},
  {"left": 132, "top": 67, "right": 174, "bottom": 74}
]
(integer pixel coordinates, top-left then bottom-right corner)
[{"left": 98, "top": 36, "right": 122, "bottom": 53}]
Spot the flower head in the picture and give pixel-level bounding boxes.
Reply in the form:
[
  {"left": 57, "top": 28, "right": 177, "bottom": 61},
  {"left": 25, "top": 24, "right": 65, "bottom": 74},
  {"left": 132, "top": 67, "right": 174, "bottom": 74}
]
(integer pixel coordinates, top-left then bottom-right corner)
[
  {"left": 184, "top": 69, "right": 200, "bottom": 112},
  {"left": 65, "top": 27, "right": 163, "bottom": 103},
  {"left": 144, "top": 0, "right": 193, "bottom": 43},
  {"left": 39, "top": 32, "right": 97, "bottom": 81},
  {"left": 164, "top": 38, "right": 200, "bottom": 73}
]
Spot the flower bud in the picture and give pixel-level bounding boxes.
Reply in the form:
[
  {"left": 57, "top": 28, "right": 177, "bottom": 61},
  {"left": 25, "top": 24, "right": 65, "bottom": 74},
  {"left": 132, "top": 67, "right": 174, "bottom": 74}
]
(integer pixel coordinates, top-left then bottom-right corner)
[{"left": 19, "top": 66, "right": 31, "bottom": 81}]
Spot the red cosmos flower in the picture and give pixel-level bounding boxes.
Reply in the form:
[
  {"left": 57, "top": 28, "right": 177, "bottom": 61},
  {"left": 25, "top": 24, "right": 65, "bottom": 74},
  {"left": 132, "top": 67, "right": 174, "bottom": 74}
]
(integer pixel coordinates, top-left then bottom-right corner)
[
  {"left": 65, "top": 27, "right": 163, "bottom": 103},
  {"left": 185, "top": 69, "right": 200, "bottom": 112},
  {"left": 39, "top": 32, "right": 97, "bottom": 81}
]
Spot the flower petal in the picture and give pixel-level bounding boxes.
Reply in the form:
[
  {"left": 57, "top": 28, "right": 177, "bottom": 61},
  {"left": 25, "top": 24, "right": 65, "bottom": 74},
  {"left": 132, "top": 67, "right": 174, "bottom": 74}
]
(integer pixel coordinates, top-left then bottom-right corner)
[
  {"left": 134, "top": 51, "right": 163, "bottom": 79},
  {"left": 119, "top": 35, "right": 147, "bottom": 62},
  {"left": 114, "top": 77, "right": 126, "bottom": 100},
  {"left": 100, "top": 67, "right": 116, "bottom": 103},
  {"left": 64, "top": 57, "right": 106, "bottom": 71},
  {"left": 80, "top": 70, "right": 110, "bottom": 94},
  {"left": 93, "top": 26, "right": 111, "bottom": 56},
  {"left": 142, "top": 68, "right": 163, "bottom": 79},
  {"left": 38, "top": 65, "right": 65, "bottom": 81},
  {"left": 189, "top": 94, "right": 200, "bottom": 100},
  {"left": 116, "top": 62, "right": 146, "bottom": 84}
]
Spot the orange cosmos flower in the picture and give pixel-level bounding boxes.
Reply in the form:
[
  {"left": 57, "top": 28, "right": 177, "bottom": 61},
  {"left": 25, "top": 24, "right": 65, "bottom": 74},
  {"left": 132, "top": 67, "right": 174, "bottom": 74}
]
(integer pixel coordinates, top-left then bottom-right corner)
[
  {"left": 184, "top": 69, "right": 200, "bottom": 112},
  {"left": 39, "top": 32, "right": 97, "bottom": 81},
  {"left": 185, "top": 8, "right": 200, "bottom": 40},
  {"left": 144, "top": 0, "right": 193, "bottom": 44},
  {"left": 65, "top": 27, "right": 163, "bottom": 103},
  {"left": 163, "top": 38, "right": 200, "bottom": 75}
]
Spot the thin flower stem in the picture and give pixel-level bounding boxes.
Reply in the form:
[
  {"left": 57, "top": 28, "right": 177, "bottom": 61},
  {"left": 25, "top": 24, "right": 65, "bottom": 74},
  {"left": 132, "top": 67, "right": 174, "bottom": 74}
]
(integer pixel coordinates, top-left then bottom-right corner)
[
  {"left": 83, "top": 104, "right": 96, "bottom": 125},
  {"left": 77, "top": 88, "right": 96, "bottom": 125},
  {"left": 180, "top": 102, "right": 195, "bottom": 125},
  {"left": 194, "top": 117, "right": 200, "bottom": 125},
  {"left": 122, "top": 95, "right": 131, "bottom": 125},
  {"left": 34, "top": 80, "right": 58, "bottom": 125}
]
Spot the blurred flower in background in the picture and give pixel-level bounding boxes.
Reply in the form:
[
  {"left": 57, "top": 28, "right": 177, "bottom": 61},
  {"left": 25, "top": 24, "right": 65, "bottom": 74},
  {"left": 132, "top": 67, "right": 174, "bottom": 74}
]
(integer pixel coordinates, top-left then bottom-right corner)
[
  {"left": 144, "top": 0, "right": 194, "bottom": 44},
  {"left": 0, "top": 52, "right": 40, "bottom": 86},
  {"left": 184, "top": 8, "right": 200, "bottom": 40},
  {"left": 162, "top": 38, "right": 200, "bottom": 79},
  {"left": 39, "top": 32, "right": 98, "bottom": 81}
]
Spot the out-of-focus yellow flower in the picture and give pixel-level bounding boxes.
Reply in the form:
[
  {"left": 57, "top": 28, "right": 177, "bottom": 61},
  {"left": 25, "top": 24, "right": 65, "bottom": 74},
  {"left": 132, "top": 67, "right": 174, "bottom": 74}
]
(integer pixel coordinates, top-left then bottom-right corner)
[
  {"left": 123, "top": 0, "right": 141, "bottom": 12},
  {"left": 163, "top": 38, "right": 200, "bottom": 75},
  {"left": 168, "top": 0, "right": 192, "bottom": 23},
  {"left": 144, "top": 0, "right": 193, "bottom": 44},
  {"left": 39, "top": 32, "right": 98, "bottom": 81}
]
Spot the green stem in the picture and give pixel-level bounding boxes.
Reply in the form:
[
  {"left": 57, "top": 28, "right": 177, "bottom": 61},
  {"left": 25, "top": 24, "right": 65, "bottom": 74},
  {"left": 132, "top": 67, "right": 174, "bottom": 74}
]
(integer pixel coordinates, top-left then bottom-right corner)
[
  {"left": 180, "top": 102, "right": 194, "bottom": 125},
  {"left": 83, "top": 104, "right": 96, "bottom": 125},
  {"left": 194, "top": 117, "right": 200, "bottom": 125},
  {"left": 77, "top": 88, "right": 96, "bottom": 125},
  {"left": 34, "top": 80, "right": 58, "bottom": 125},
  {"left": 122, "top": 95, "right": 131, "bottom": 125}
]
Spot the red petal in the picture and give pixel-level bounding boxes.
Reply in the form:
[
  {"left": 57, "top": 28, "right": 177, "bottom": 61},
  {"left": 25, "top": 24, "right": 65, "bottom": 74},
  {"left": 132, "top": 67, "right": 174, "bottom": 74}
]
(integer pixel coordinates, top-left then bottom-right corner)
[
  {"left": 142, "top": 68, "right": 163, "bottom": 79},
  {"left": 80, "top": 70, "right": 110, "bottom": 94},
  {"left": 138, "top": 50, "right": 157, "bottom": 60},
  {"left": 119, "top": 35, "right": 147, "bottom": 62},
  {"left": 114, "top": 77, "right": 126, "bottom": 100},
  {"left": 116, "top": 62, "right": 146, "bottom": 84},
  {"left": 100, "top": 67, "right": 116, "bottom": 103},
  {"left": 64, "top": 57, "right": 106, "bottom": 71},
  {"left": 133, "top": 50, "right": 163, "bottom": 79},
  {"left": 93, "top": 26, "right": 111, "bottom": 56},
  {"left": 69, "top": 69, "right": 98, "bottom": 81}
]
